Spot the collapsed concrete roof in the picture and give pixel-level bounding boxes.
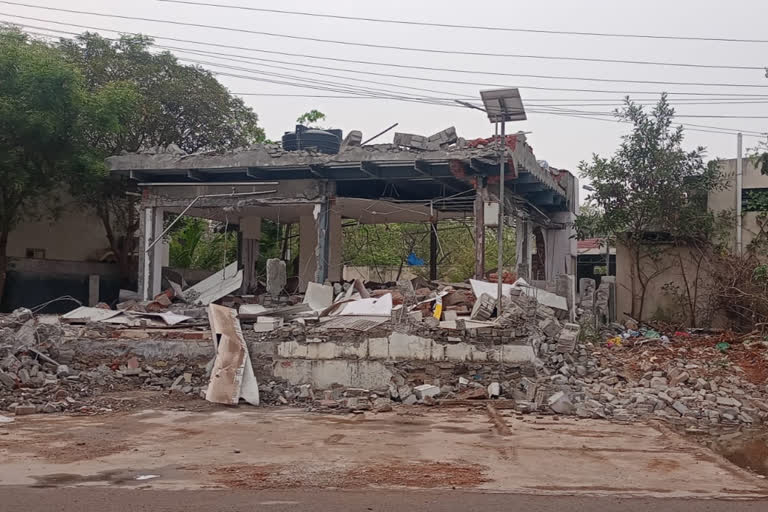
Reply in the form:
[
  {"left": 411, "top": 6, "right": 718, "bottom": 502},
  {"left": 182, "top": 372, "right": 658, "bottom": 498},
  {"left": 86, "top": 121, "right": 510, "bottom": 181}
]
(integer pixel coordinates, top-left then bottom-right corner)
[{"left": 108, "top": 134, "right": 577, "bottom": 214}]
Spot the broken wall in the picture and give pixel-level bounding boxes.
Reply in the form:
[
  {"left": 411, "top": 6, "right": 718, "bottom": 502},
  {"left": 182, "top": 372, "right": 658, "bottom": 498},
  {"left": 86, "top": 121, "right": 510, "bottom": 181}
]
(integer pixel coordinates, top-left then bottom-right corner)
[{"left": 615, "top": 240, "right": 725, "bottom": 326}]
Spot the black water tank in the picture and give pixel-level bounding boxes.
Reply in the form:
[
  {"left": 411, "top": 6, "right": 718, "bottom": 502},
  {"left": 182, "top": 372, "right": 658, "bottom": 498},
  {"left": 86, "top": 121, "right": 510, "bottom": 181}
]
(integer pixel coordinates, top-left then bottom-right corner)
[{"left": 282, "top": 125, "right": 343, "bottom": 154}]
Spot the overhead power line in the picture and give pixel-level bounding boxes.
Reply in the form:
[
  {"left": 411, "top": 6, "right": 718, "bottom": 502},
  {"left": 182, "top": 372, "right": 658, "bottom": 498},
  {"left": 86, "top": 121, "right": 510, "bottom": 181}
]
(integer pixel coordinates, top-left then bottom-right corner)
[
  {"left": 156, "top": 0, "right": 768, "bottom": 45},
  {"left": 0, "top": 1, "right": 763, "bottom": 70},
  {"left": 10, "top": 26, "right": 766, "bottom": 138},
  {"left": 164, "top": 44, "right": 768, "bottom": 90},
  {"left": 7, "top": 16, "right": 768, "bottom": 99}
]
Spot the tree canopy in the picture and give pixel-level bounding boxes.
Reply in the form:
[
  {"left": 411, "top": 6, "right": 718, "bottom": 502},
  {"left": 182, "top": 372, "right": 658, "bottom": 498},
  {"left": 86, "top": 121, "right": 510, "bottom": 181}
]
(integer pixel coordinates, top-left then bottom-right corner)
[
  {"left": 58, "top": 33, "right": 264, "bottom": 154},
  {"left": 0, "top": 28, "right": 138, "bottom": 300},
  {"left": 575, "top": 94, "right": 722, "bottom": 320},
  {"left": 56, "top": 33, "right": 266, "bottom": 285}
]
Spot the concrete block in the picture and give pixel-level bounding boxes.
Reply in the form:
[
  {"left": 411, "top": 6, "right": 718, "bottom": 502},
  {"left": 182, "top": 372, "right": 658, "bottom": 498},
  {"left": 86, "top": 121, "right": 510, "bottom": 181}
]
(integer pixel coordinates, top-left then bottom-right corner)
[
  {"left": 427, "top": 126, "right": 458, "bottom": 146},
  {"left": 388, "top": 333, "right": 431, "bottom": 360},
  {"left": 487, "top": 382, "right": 501, "bottom": 398},
  {"left": 671, "top": 401, "right": 689, "bottom": 416},
  {"left": 430, "top": 342, "right": 446, "bottom": 361},
  {"left": 277, "top": 341, "right": 309, "bottom": 359},
  {"left": 500, "top": 345, "right": 536, "bottom": 363},
  {"left": 266, "top": 258, "right": 287, "bottom": 297},
  {"left": 470, "top": 348, "right": 489, "bottom": 362},
  {"left": 547, "top": 391, "right": 575, "bottom": 415},
  {"left": 443, "top": 342, "right": 472, "bottom": 362},
  {"left": 306, "top": 342, "right": 341, "bottom": 360},
  {"left": 368, "top": 338, "right": 389, "bottom": 359},
  {"left": 393, "top": 132, "right": 428, "bottom": 150},
  {"left": 273, "top": 359, "right": 393, "bottom": 389},
  {"left": 338, "top": 340, "right": 368, "bottom": 359},
  {"left": 539, "top": 317, "right": 562, "bottom": 338},
  {"left": 14, "top": 404, "right": 37, "bottom": 416},
  {"left": 442, "top": 310, "right": 458, "bottom": 322},
  {"left": 414, "top": 384, "right": 440, "bottom": 400}
]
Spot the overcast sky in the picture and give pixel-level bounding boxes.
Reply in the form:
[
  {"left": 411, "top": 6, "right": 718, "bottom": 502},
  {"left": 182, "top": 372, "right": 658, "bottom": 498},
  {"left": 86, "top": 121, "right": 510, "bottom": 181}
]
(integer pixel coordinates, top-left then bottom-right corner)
[{"left": 2, "top": 0, "right": 767, "bottom": 187}]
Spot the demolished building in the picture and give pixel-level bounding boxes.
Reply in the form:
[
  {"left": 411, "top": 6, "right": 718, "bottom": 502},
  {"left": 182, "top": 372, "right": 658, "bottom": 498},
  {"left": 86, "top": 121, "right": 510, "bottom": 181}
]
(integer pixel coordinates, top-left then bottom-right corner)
[{"left": 107, "top": 127, "right": 579, "bottom": 299}]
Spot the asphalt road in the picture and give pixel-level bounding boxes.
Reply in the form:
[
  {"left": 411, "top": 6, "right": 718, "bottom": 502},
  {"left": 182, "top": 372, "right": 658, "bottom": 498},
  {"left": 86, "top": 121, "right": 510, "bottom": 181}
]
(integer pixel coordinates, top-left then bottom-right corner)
[{"left": 3, "top": 488, "right": 768, "bottom": 512}]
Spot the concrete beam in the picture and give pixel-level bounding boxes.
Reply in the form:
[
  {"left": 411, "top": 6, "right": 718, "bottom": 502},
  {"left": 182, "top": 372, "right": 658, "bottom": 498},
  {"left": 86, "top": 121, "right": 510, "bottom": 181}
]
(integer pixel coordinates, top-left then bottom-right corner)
[{"left": 187, "top": 169, "right": 206, "bottom": 181}]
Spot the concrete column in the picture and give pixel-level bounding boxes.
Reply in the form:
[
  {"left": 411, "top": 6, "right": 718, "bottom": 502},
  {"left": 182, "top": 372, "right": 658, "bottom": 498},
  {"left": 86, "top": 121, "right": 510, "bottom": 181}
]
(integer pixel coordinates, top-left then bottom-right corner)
[
  {"left": 140, "top": 206, "right": 164, "bottom": 300},
  {"left": 515, "top": 217, "right": 530, "bottom": 280},
  {"left": 240, "top": 216, "right": 261, "bottom": 293},
  {"left": 429, "top": 216, "right": 438, "bottom": 281},
  {"left": 314, "top": 199, "right": 331, "bottom": 284},
  {"left": 328, "top": 210, "right": 343, "bottom": 282},
  {"left": 88, "top": 275, "right": 100, "bottom": 307},
  {"left": 299, "top": 214, "right": 317, "bottom": 292},
  {"left": 543, "top": 211, "right": 577, "bottom": 280},
  {"left": 473, "top": 181, "right": 486, "bottom": 280}
]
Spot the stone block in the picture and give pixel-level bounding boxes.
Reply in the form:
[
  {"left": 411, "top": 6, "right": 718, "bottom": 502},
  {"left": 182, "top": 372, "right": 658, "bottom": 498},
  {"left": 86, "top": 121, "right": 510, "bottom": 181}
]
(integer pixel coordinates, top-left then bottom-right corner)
[{"left": 547, "top": 391, "right": 575, "bottom": 415}]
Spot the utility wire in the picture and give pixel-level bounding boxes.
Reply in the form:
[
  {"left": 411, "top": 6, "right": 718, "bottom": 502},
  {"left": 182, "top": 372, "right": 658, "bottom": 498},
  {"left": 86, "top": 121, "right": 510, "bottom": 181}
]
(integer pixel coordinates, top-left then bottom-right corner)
[
  {"left": 156, "top": 0, "right": 768, "bottom": 45},
  {"left": 13, "top": 26, "right": 765, "bottom": 138},
  {"left": 164, "top": 43, "right": 768, "bottom": 90},
  {"left": 175, "top": 55, "right": 768, "bottom": 120},
  {"left": 0, "top": 2, "right": 763, "bottom": 70},
  {"left": 9, "top": 16, "right": 768, "bottom": 98}
]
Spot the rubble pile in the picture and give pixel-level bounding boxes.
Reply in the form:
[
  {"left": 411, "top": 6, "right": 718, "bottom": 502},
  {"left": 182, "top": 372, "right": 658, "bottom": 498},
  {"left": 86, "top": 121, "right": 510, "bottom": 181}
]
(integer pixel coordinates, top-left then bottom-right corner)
[
  {"left": 518, "top": 287, "right": 768, "bottom": 427},
  {"left": 0, "top": 308, "right": 209, "bottom": 415}
]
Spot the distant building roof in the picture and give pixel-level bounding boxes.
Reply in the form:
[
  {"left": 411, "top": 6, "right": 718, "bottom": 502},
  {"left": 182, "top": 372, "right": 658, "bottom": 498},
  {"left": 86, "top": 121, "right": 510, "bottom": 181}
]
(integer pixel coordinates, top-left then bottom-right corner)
[{"left": 578, "top": 238, "right": 616, "bottom": 255}]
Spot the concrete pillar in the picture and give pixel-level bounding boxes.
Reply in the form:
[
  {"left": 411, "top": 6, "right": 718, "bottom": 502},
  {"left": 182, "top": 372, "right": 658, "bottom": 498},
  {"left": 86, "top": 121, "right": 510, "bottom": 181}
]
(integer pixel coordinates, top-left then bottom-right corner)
[
  {"left": 328, "top": 210, "right": 343, "bottom": 282},
  {"left": 88, "top": 275, "right": 99, "bottom": 307},
  {"left": 299, "top": 214, "right": 317, "bottom": 292},
  {"left": 543, "top": 211, "right": 577, "bottom": 280},
  {"left": 429, "top": 216, "right": 438, "bottom": 281},
  {"left": 515, "top": 217, "right": 530, "bottom": 280},
  {"left": 139, "top": 206, "right": 165, "bottom": 300},
  {"left": 239, "top": 216, "right": 261, "bottom": 293},
  {"left": 473, "top": 181, "right": 486, "bottom": 280},
  {"left": 314, "top": 199, "right": 331, "bottom": 284}
]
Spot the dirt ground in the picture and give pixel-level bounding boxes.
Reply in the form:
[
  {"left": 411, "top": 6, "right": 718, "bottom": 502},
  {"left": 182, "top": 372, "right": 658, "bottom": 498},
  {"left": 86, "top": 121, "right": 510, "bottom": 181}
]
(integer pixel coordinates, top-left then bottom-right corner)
[{"left": 1, "top": 392, "right": 767, "bottom": 498}]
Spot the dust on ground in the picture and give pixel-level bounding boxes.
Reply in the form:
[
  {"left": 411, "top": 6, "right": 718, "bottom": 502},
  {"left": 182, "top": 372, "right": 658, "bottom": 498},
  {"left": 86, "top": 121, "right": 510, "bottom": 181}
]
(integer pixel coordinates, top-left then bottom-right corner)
[{"left": 208, "top": 461, "right": 490, "bottom": 490}]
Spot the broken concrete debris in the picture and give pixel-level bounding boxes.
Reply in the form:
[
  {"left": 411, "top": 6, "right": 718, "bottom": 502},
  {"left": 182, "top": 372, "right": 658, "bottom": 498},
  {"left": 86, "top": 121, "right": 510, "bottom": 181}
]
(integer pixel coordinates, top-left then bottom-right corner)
[
  {"left": 1, "top": 266, "right": 766, "bottom": 434},
  {"left": 266, "top": 258, "right": 288, "bottom": 298}
]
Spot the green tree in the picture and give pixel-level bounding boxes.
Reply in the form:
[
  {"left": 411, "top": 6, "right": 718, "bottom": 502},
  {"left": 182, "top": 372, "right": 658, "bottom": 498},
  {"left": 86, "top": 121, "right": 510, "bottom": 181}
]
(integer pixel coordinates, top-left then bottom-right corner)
[
  {"left": 58, "top": 33, "right": 265, "bottom": 281},
  {"left": 166, "top": 217, "right": 237, "bottom": 271},
  {"left": 342, "top": 221, "right": 515, "bottom": 282},
  {"left": 0, "top": 29, "right": 137, "bottom": 301},
  {"left": 575, "top": 94, "right": 721, "bottom": 320},
  {"left": 296, "top": 110, "right": 327, "bottom": 128}
]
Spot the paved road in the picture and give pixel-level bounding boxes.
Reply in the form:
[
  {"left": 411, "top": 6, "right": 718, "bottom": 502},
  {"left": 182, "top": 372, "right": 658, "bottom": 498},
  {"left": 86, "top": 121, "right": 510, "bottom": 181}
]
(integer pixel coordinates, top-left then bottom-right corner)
[{"left": 3, "top": 488, "right": 767, "bottom": 512}]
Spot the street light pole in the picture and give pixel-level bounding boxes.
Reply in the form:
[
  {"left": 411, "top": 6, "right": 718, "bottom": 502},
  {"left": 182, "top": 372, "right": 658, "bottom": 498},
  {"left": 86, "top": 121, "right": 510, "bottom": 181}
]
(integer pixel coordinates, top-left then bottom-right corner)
[
  {"left": 497, "top": 120, "right": 506, "bottom": 316},
  {"left": 477, "top": 88, "right": 527, "bottom": 317}
]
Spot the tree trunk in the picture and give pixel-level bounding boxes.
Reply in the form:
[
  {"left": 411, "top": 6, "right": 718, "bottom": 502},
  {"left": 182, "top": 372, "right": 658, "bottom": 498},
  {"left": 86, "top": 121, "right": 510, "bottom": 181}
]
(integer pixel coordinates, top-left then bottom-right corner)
[
  {"left": 634, "top": 245, "right": 647, "bottom": 321},
  {"left": 0, "top": 230, "right": 8, "bottom": 308}
]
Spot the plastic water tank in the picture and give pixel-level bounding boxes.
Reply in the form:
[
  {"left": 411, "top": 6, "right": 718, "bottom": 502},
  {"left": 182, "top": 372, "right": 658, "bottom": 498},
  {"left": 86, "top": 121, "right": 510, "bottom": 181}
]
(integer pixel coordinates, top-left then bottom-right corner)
[{"left": 282, "top": 125, "right": 343, "bottom": 154}]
